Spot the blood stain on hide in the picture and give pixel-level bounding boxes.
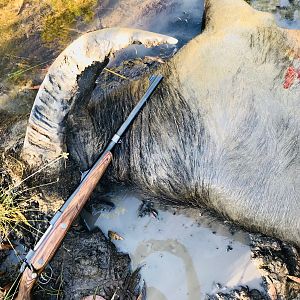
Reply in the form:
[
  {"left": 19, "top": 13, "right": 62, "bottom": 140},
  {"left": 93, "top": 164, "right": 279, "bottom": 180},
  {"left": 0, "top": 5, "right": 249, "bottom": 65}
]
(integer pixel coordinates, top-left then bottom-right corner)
[{"left": 283, "top": 66, "right": 300, "bottom": 89}]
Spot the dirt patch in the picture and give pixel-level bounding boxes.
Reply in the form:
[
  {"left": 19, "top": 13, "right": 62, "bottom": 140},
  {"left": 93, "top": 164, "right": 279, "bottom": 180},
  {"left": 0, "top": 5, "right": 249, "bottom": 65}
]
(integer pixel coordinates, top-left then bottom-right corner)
[
  {"left": 0, "top": 142, "right": 141, "bottom": 300},
  {"left": 35, "top": 226, "right": 140, "bottom": 300},
  {"left": 250, "top": 234, "right": 300, "bottom": 299}
]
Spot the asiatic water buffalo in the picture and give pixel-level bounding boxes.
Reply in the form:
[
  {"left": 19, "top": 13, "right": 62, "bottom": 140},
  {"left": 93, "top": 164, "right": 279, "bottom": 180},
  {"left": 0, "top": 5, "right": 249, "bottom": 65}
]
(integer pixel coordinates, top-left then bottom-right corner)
[{"left": 22, "top": 0, "right": 300, "bottom": 246}]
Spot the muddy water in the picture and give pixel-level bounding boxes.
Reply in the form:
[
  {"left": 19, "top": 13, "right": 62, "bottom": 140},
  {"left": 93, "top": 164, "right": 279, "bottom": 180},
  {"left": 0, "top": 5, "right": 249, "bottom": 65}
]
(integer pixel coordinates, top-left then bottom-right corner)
[
  {"left": 108, "top": 0, "right": 203, "bottom": 66},
  {"left": 85, "top": 191, "right": 263, "bottom": 299}
]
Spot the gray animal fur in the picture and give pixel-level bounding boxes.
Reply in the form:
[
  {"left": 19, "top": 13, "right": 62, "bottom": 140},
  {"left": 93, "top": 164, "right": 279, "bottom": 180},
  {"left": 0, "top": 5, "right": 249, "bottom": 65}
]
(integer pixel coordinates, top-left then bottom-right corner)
[{"left": 23, "top": 0, "right": 300, "bottom": 245}]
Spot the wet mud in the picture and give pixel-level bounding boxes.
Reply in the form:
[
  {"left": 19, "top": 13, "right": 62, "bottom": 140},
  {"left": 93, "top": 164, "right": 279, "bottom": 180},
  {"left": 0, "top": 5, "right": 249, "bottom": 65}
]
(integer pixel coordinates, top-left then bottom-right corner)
[
  {"left": 250, "top": 235, "right": 300, "bottom": 300},
  {"left": 39, "top": 227, "right": 137, "bottom": 300}
]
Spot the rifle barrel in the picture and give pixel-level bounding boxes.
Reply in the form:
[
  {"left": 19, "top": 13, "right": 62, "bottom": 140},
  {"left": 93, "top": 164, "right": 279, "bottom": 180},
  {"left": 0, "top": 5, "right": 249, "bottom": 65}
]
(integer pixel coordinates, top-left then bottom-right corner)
[{"left": 105, "top": 74, "right": 163, "bottom": 152}]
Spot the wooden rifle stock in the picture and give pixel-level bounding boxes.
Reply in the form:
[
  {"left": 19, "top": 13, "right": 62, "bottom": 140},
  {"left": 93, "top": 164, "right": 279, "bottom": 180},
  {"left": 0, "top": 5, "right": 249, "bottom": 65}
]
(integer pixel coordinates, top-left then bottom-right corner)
[
  {"left": 15, "top": 74, "right": 163, "bottom": 299},
  {"left": 16, "top": 152, "right": 112, "bottom": 300}
]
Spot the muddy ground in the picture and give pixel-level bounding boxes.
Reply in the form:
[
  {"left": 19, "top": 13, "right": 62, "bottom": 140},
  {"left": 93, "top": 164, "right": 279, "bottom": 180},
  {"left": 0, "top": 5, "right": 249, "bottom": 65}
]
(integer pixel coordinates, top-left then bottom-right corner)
[{"left": 1, "top": 0, "right": 300, "bottom": 299}]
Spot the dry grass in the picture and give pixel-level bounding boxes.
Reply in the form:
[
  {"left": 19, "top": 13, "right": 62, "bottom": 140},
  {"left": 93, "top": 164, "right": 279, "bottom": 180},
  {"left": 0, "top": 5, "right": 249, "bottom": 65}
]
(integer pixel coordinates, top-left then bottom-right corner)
[
  {"left": 0, "top": 154, "right": 31, "bottom": 241},
  {"left": 42, "top": 0, "right": 97, "bottom": 45},
  {"left": 0, "top": 154, "right": 28, "bottom": 240},
  {"left": 0, "top": 0, "right": 96, "bottom": 83},
  {"left": 0, "top": 187, "right": 30, "bottom": 240},
  {"left": 0, "top": 152, "right": 68, "bottom": 300},
  {"left": 0, "top": 0, "right": 96, "bottom": 47},
  {"left": 0, "top": 0, "right": 24, "bottom": 46},
  {"left": 0, "top": 152, "right": 68, "bottom": 240}
]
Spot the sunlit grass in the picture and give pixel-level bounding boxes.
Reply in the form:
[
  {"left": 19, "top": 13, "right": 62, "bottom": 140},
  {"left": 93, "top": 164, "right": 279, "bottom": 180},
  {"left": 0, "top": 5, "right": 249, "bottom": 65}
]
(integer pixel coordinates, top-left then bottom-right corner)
[
  {"left": 42, "top": 0, "right": 97, "bottom": 45},
  {"left": 0, "top": 152, "right": 68, "bottom": 240},
  {"left": 0, "top": 0, "right": 96, "bottom": 46},
  {"left": 0, "top": 187, "right": 29, "bottom": 240},
  {"left": 0, "top": 0, "right": 96, "bottom": 82},
  {"left": 0, "top": 1, "right": 23, "bottom": 49},
  {"left": 0, "top": 0, "right": 97, "bottom": 47}
]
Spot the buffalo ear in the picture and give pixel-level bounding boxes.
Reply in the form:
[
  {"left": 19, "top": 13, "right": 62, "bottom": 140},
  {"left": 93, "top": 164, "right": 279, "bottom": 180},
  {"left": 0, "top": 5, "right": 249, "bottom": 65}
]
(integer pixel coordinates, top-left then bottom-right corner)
[{"left": 22, "top": 28, "right": 177, "bottom": 168}]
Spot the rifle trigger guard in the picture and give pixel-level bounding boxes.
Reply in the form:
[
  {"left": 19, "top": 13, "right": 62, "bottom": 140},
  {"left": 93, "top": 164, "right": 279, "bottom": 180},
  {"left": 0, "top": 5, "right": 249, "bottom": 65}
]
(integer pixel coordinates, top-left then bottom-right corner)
[{"left": 38, "top": 264, "right": 53, "bottom": 285}]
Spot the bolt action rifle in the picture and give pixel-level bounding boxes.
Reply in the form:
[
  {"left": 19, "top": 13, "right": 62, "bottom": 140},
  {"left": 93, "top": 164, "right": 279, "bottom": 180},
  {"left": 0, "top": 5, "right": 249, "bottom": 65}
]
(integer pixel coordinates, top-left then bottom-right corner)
[{"left": 14, "top": 75, "right": 163, "bottom": 300}]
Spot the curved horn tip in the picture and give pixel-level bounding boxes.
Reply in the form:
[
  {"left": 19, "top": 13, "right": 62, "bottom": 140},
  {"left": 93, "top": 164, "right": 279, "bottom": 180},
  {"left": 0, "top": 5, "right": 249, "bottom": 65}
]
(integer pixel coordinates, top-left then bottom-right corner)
[
  {"left": 134, "top": 30, "right": 178, "bottom": 45},
  {"left": 154, "top": 34, "right": 178, "bottom": 45},
  {"left": 164, "top": 36, "right": 178, "bottom": 45},
  {"left": 109, "top": 28, "right": 178, "bottom": 46}
]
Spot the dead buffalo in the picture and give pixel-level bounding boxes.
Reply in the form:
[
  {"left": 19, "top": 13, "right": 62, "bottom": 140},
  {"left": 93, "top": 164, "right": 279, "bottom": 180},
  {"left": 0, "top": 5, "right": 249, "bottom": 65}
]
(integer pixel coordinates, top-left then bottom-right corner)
[{"left": 22, "top": 0, "right": 300, "bottom": 246}]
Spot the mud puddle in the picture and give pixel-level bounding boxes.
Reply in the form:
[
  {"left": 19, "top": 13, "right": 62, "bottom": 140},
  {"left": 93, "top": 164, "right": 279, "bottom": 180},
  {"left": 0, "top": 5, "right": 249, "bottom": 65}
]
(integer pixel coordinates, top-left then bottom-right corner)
[
  {"left": 84, "top": 190, "right": 263, "bottom": 300},
  {"left": 250, "top": 0, "right": 300, "bottom": 28}
]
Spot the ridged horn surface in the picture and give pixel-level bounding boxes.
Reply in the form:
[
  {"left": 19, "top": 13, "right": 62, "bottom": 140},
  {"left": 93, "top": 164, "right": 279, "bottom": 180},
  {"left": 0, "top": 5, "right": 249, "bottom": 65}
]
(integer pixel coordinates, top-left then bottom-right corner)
[{"left": 22, "top": 27, "right": 177, "bottom": 166}]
